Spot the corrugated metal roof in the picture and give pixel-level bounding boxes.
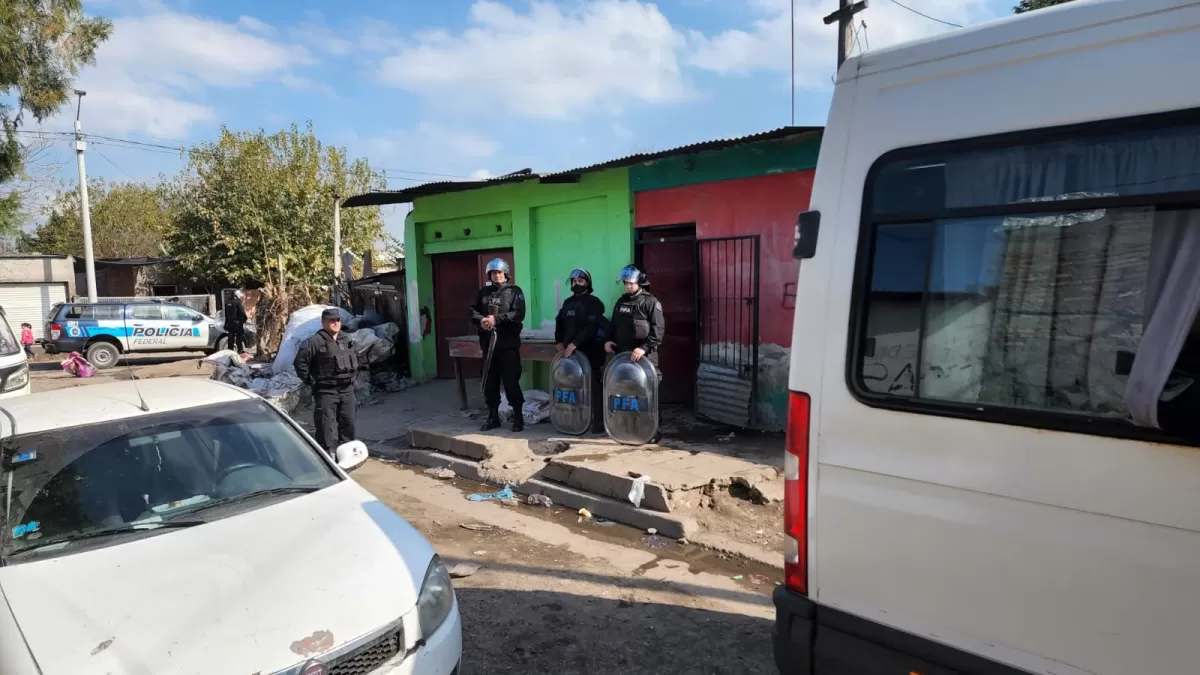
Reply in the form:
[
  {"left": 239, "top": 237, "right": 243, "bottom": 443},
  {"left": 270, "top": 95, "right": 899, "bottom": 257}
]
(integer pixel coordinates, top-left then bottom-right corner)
[{"left": 341, "top": 126, "right": 822, "bottom": 208}]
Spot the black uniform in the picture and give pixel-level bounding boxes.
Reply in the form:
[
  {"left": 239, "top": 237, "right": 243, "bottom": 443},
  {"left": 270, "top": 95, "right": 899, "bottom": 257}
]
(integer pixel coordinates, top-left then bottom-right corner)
[
  {"left": 224, "top": 297, "right": 249, "bottom": 353},
  {"left": 471, "top": 281, "right": 526, "bottom": 419},
  {"left": 612, "top": 290, "right": 666, "bottom": 376},
  {"left": 555, "top": 291, "right": 606, "bottom": 432},
  {"left": 294, "top": 329, "right": 359, "bottom": 453}
]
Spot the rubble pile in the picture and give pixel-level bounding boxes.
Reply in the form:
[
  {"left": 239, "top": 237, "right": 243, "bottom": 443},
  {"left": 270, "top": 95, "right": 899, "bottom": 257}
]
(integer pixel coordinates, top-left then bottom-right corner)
[{"left": 203, "top": 304, "right": 414, "bottom": 414}]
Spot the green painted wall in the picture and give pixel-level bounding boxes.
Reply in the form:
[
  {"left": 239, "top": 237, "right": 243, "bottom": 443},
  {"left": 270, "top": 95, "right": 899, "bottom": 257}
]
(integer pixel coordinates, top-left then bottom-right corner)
[
  {"left": 629, "top": 133, "right": 821, "bottom": 192},
  {"left": 404, "top": 169, "right": 633, "bottom": 388}
]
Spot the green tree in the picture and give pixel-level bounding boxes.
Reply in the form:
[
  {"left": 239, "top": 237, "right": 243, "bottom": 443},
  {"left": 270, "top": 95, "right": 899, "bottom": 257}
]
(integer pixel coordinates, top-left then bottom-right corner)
[
  {"left": 1014, "top": 0, "right": 1074, "bottom": 13},
  {"left": 0, "top": 0, "right": 111, "bottom": 186},
  {"left": 169, "top": 122, "right": 386, "bottom": 287},
  {"left": 19, "top": 179, "right": 176, "bottom": 257}
]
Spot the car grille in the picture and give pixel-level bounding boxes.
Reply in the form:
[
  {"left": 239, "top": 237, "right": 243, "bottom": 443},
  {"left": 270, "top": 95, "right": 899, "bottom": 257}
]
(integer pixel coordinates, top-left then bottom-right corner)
[{"left": 325, "top": 626, "right": 404, "bottom": 675}]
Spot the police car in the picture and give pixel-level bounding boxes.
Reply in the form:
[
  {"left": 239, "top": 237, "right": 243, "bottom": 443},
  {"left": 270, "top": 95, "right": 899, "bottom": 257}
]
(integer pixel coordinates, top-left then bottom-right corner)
[{"left": 42, "top": 301, "right": 224, "bottom": 369}]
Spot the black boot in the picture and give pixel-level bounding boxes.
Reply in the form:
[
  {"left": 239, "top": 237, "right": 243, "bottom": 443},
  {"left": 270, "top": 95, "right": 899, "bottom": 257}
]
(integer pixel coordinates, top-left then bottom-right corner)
[
  {"left": 480, "top": 409, "right": 501, "bottom": 431},
  {"left": 511, "top": 416, "right": 525, "bottom": 433}
]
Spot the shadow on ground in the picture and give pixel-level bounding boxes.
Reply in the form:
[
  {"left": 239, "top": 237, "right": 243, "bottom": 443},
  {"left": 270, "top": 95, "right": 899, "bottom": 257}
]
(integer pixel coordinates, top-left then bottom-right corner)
[{"left": 456, "top": 587, "right": 773, "bottom": 675}]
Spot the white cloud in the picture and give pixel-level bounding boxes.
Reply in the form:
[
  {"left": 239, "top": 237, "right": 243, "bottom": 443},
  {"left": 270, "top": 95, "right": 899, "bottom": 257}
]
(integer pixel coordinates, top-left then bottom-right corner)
[
  {"left": 469, "top": 168, "right": 494, "bottom": 180},
  {"left": 377, "top": 0, "right": 693, "bottom": 119},
  {"left": 342, "top": 124, "right": 500, "bottom": 184},
  {"left": 235, "top": 15, "right": 277, "bottom": 36},
  {"left": 60, "top": 11, "right": 315, "bottom": 138},
  {"left": 688, "top": 0, "right": 1003, "bottom": 86},
  {"left": 280, "top": 74, "right": 337, "bottom": 97},
  {"left": 291, "top": 10, "right": 355, "bottom": 56}
]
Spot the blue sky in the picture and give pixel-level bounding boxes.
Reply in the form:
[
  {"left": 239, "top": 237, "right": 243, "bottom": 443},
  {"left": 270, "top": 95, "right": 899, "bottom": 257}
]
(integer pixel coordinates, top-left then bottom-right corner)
[{"left": 28, "top": 0, "right": 1019, "bottom": 236}]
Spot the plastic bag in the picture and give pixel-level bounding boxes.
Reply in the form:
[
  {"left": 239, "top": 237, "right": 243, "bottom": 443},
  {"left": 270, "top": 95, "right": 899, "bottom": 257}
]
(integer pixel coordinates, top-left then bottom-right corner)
[
  {"left": 61, "top": 352, "right": 97, "bottom": 378},
  {"left": 273, "top": 305, "right": 356, "bottom": 374},
  {"left": 498, "top": 390, "right": 552, "bottom": 425},
  {"left": 628, "top": 475, "right": 652, "bottom": 508},
  {"left": 373, "top": 322, "right": 401, "bottom": 342}
]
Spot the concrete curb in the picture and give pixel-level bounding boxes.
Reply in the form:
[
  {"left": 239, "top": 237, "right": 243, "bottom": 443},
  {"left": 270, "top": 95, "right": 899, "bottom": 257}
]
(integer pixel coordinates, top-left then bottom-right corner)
[{"left": 383, "top": 447, "right": 699, "bottom": 539}]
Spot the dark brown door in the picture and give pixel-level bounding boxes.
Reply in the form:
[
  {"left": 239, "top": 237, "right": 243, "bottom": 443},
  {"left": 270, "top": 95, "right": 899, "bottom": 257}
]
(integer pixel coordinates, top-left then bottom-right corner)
[
  {"left": 433, "top": 248, "right": 515, "bottom": 379},
  {"left": 637, "top": 226, "right": 697, "bottom": 405}
]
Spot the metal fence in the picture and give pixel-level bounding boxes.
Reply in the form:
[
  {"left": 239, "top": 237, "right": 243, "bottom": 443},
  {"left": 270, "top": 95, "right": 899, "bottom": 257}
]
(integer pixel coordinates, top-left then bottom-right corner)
[{"left": 70, "top": 294, "right": 217, "bottom": 316}]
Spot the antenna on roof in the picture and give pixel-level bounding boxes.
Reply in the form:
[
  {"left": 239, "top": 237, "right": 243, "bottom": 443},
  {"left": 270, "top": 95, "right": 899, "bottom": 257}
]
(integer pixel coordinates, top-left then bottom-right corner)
[{"left": 122, "top": 356, "right": 150, "bottom": 412}]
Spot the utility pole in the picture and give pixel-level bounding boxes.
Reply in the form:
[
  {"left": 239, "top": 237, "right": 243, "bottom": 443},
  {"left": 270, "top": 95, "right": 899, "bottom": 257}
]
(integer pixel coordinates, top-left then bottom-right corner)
[
  {"left": 73, "top": 90, "right": 98, "bottom": 302},
  {"left": 823, "top": 0, "right": 868, "bottom": 68},
  {"left": 332, "top": 193, "right": 342, "bottom": 305}
]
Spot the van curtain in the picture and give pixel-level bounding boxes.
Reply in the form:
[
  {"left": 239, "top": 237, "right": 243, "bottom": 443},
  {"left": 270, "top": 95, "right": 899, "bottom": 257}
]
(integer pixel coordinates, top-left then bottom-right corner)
[{"left": 936, "top": 130, "right": 1200, "bottom": 420}]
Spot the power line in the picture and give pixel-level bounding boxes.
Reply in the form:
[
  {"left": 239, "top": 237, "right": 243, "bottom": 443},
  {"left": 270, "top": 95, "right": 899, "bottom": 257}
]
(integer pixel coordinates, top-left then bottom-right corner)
[
  {"left": 91, "top": 146, "right": 140, "bottom": 181},
  {"left": 14, "top": 128, "right": 464, "bottom": 182},
  {"left": 889, "top": 0, "right": 963, "bottom": 28}
]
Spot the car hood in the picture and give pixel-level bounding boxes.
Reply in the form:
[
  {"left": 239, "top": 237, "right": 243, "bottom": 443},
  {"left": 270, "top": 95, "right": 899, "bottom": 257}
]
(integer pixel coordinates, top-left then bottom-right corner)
[{"left": 0, "top": 480, "right": 434, "bottom": 675}]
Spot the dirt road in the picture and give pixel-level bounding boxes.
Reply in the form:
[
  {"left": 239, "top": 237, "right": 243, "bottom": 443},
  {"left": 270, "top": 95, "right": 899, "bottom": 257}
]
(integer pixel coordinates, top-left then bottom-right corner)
[
  {"left": 355, "top": 460, "right": 778, "bottom": 675},
  {"left": 29, "top": 352, "right": 208, "bottom": 393}
]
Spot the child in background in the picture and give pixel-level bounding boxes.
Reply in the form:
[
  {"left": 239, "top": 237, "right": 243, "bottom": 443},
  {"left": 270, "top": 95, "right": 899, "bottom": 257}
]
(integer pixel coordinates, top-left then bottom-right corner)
[{"left": 19, "top": 323, "right": 34, "bottom": 358}]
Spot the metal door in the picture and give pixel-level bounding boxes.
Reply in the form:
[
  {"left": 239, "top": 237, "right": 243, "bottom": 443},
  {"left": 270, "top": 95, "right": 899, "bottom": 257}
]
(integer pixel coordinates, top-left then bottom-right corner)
[
  {"left": 696, "top": 235, "right": 760, "bottom": 428},
  {"left": 433, "top": 249, "right": 514, "bottom": 379},
  {"left": 635, "top": 227, "right": 698, "bottom": 404}
]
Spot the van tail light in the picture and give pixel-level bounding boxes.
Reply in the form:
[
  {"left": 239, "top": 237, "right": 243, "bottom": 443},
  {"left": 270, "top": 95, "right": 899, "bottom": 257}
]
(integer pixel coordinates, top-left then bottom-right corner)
[
  {"left": 49, "top": 323, "right": 61, "bottom": 340},
  {"left": 784, "top": 391, "right": 811, "bottom": 595}
]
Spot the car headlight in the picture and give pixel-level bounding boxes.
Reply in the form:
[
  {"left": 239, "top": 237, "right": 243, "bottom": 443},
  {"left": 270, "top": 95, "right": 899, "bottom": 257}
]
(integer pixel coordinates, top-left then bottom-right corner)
[
  {"left": 4, "top": 365, "right": 28, "bottom": 392},
  {"left": 417, "top": 555, "right": 454, "bottom": 639}
]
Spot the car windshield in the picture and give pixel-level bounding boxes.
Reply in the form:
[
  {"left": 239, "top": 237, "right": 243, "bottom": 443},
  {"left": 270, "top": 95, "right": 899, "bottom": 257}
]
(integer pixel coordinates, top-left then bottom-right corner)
[
  {"left": 0, "top": 314, "right": 19, "bottom": 357},
  {"left": 0, "top": 400, "right": 339, "bottom": 562}
]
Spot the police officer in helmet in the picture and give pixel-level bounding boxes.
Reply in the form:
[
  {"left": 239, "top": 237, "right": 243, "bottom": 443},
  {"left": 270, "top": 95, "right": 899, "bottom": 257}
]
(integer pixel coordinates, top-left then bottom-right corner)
[
  {"left": 605, "top": 265, "right": 665, "bottom": 373},
  {"left": 471, "top": 258, "right": 527, "bottom": 432},
  {"left": 294, "top": 308, "right": 359, "bottom": 454},
  {"left": 555, "top": 268, "right": 606, "bottom": 434}
]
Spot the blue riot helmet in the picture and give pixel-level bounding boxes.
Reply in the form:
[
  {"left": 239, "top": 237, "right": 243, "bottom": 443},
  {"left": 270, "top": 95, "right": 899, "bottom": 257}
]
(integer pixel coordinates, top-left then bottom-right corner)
[
  {"left": 618, "top": 265, "right": 646, "bottom": 286},
  {"left": 485, "top": 258, "right": 511, "bottom": 283},
  {"left": 568, "top": 268, "right": 593, "bottom": 293}
]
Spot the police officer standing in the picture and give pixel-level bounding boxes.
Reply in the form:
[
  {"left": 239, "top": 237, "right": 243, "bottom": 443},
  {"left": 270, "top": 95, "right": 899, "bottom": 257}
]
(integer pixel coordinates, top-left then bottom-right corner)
[
  {"left": 294, "top": 308, "right": 359, "bottom": 454},
  {"left": 472, "top": 258, "right": 527, "bottom": 432},
  {"left": 555, "top": 268, "right": 606, "bottom": 434},
  {"left": 224, "top": 290, "right": 249, "bottom": 354},
  {"left": 605, "top": 265, "right": 666, "bottom": 372}
]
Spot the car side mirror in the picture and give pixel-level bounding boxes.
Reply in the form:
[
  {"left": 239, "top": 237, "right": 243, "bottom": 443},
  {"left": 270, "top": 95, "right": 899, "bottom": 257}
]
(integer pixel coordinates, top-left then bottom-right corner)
[{"left": 335, "top": 440, "right": 369, "bottom": 472}]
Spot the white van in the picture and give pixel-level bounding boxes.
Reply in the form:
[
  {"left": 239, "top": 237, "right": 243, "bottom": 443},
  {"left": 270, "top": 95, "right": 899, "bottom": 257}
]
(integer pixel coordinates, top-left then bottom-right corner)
[
  {"left": 0, "top": 308, "right": 30, "bottom": 398},
  {"left": 775, "top": 2, "right": 1200, "bottom": 674}
]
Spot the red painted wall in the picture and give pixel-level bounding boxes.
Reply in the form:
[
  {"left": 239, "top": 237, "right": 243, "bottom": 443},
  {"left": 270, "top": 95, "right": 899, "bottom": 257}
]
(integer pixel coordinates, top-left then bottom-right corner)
[{"left": 634, "top": 170, "right": 815, "bottom": 347}]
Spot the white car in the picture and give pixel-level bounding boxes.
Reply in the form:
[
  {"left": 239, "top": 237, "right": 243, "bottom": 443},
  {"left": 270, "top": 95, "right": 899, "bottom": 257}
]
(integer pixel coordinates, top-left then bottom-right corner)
[{"left": 0, "top": 379, "right": 462, "bottom": 675}]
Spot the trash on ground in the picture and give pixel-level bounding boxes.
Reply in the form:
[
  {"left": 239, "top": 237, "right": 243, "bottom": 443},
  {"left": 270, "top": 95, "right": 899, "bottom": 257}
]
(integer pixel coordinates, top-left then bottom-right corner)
[
  {"left": 459, "top": 523, "right": 494, "bottom": 532},
  {"left": 591, "top": 517, "right": 616, "bottom": 526},
  {"left": 628, "top": 475, "right": 651, "bottom": 508},
  {"left": 643, "top": 535, "right": 667, "bottom": 549},
  {"left": 498, "top": 497, "right": 521, "bottom": 507},
  {"left": 467, "top": 485, "right": 515, "bottom": 502},
  {"left": 498, "top": 389, "right": 552, "bottom": 426},
  {"left": 578, "top": 508, "right": 592, "bottom": 519},
  {"left": 424, "top": 466, "right": 456, "bottom": 480},
  {"left": 731, "top": 575, "right": 744, "bottom": 581},
  {"left": 748, "top": 574, "right": 771, "bottom": 585},
  {"left": 473, "top": 550, "right": 487, "bottom": 556},
  {"left": 717, "top": 432, "right": 736, "bottom": 442},
  {"left": 526, "top": 494, "right": 554, "bottom": 507},
  {"left": 61, "top": 352, "right": 97, "bottom": 378},
  {"left": 448, "top": 562, "right": 481, "bottom": 579}
]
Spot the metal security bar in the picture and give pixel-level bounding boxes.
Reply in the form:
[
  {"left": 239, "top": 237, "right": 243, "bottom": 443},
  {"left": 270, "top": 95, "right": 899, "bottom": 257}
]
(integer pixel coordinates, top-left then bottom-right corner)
[{"left": 696, "top": 235, "right": 761, "bottom": 428}]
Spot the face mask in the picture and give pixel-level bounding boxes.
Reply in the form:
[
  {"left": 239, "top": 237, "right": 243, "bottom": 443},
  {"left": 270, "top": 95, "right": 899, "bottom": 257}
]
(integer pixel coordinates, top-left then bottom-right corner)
[{"left": 571, "top": 284, "right": 587, "bottom": 295}]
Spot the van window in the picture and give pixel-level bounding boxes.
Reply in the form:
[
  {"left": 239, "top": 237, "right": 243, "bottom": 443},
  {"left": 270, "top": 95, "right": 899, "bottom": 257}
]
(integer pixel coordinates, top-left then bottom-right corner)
[
  {"left": 164, "top": 305, "right": 201, "bottom": 322},
  {"left": 855, "top": 117, "right": 1200, "bottom": 437}
]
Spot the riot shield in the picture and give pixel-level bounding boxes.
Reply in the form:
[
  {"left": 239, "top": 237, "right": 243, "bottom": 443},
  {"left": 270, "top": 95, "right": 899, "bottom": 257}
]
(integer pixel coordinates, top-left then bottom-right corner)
[
  {"left": 550, "top": 351, "right": 593, "bottom": 436},
  {"left": 603, "top": 353, "right": 660, "bottom": 445}
]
